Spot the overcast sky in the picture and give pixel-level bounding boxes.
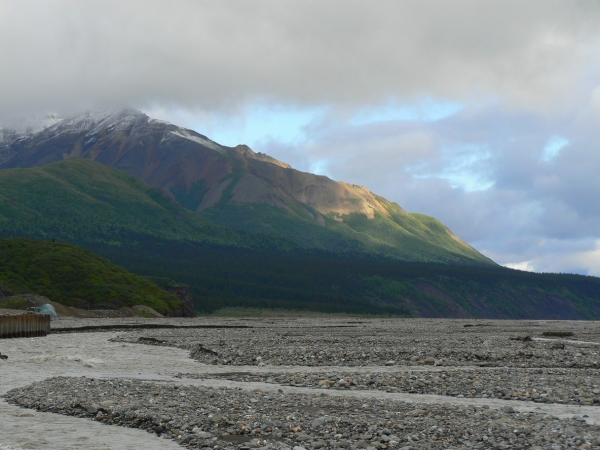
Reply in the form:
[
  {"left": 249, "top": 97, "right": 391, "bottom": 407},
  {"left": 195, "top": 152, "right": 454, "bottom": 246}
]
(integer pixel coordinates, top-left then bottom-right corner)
[{"left": 2, "top": 1, "right": 600, "bottom": 274}]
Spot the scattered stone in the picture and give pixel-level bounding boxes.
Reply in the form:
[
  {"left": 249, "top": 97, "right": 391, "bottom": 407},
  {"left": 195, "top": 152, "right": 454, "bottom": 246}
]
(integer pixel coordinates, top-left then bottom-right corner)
[
  {"left": 311, "top": 416, "right": 329, "bottom": 427},
  {"left": 7, "top": 376, "right": 599, "bottom": 450},
  {"left": 86, "top": 404, "right": 99, "bottom": 414},
  {"left": 108, "top": 319, "right": 600, "bottom": 370},
  {"left": 179, "top": 366, "right": 600, "bottom": 406}
]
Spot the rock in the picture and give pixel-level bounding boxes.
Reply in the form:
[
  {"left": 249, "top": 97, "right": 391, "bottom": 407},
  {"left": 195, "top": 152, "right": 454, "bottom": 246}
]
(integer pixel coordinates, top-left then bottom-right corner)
[
  {"left": 312, "top": 416, "right": 329, "bottom": 427},
  {"left": 86, "top": 404, "right": 99, "bottom": 414},
  {"left": 195, "top": 431, "right": 212, "bottom": 439}
]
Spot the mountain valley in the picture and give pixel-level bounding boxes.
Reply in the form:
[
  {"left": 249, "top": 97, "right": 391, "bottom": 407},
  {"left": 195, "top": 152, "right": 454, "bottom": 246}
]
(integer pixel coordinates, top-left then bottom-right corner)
[{"left": 0, "top": 110, "right": 599, "bottom": 319}]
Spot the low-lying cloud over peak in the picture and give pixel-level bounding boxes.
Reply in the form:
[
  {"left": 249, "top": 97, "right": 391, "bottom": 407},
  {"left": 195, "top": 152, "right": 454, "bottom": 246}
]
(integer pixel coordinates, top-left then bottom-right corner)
[
  {"left": 3, "top": 1, "right": 600, "bottom": 274},
  {"left": 2, "top": 1, "right": 599, "bottom": 117}
]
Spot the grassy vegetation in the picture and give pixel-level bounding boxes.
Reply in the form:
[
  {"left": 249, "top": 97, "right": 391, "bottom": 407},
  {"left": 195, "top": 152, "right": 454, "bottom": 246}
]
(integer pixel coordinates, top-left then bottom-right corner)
[
  {"left": 203, "top": 202, "right": 491, "bottom": 265},
  {"left": 0, "top": 295, "right": 28, "bottom": 310},
  {"left": 0, "top": 158, "right": 493, "bottom": 265},
  {"left": 0, "top": 238, "right": 183, "bottom": 314}
]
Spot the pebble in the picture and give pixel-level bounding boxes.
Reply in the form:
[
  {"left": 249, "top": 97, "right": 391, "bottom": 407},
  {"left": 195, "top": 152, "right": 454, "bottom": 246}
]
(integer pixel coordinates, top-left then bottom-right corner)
[
  {"left": 10, "top": 317, "right": 600, "bottom": 449},
  {"left": 6, "top": 376, "right": 600, "bottom": 449},
  {"left": 106, "top": 318, "right": 600, "bottom": 371},
  {"left": 179, "top": 366, "right": 600, "bottom": 406}
]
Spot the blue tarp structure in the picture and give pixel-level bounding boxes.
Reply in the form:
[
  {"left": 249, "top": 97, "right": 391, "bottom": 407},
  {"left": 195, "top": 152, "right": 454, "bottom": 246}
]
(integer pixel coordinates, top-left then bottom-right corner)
[{"left": 34, "top": 303, "right": 57, "bottom": 318}]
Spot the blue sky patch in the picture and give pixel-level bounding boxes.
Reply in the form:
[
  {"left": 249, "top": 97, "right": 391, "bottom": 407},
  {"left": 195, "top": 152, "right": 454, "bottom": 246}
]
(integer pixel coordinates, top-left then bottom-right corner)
[{"left": 542, "top": 135, "right": 569, "bottom": 162}]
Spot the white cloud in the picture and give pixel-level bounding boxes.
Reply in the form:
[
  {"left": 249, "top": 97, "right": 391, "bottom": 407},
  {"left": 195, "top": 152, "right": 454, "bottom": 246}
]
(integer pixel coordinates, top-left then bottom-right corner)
[
  {"left": 496, "top": 240, "right": 600, "bottom": 276},
  {"left": 566, "top": 241, "right": 600, "bottom": 276},
  {"left": 504, "top": 261, "right": 535, "bottom": 272}
]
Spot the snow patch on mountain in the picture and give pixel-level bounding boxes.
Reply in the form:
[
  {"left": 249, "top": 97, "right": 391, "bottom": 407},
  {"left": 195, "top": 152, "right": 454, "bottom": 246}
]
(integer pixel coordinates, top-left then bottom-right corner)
[
  {"left": 39, "top": 109, "right": 145, "bottom": 138},
  {"left": 47, "top": 111, "right": 113, "bottom": 136},
  {"left": 170, "top": 129, "right": 224, "bottom": 154},
  {"left": 37, "top": 113, "right": 64, "bottom": 131}
]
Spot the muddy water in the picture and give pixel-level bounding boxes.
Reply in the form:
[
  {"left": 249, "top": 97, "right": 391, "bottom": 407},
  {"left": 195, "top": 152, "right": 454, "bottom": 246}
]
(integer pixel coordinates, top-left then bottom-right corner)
[
  {"left": 0, "top": 333, "right": 188, "bottom": 450},
  {"left": 0, "top": 401, "right": 182, "bottom": 450}
]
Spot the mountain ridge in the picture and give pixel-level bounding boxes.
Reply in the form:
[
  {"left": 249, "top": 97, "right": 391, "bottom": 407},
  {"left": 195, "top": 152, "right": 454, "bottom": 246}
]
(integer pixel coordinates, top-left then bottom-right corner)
[{"left": 0, "top": 108, "right": 492, "bottom": 265}]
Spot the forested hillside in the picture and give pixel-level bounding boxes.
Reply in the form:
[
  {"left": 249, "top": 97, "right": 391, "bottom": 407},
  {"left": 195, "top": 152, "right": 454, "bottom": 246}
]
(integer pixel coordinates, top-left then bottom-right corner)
[{"left": 0, "top": 238, "right": 184, "bottom": 315}]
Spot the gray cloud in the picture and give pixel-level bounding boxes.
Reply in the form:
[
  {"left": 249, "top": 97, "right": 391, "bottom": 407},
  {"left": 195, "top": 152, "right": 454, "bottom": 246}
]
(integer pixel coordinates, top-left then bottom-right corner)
[
  {"left": 1, "top": 0, "right": 600, "bottom": 120},
  {"left": 3, "top": 1, "right": 600, "bottom": 273}
]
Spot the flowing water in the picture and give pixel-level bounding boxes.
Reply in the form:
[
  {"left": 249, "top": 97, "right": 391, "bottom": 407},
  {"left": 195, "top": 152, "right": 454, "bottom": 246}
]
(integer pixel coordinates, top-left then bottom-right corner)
[{"left": 0, "top": 333, "right": 188, "bottom": 450}]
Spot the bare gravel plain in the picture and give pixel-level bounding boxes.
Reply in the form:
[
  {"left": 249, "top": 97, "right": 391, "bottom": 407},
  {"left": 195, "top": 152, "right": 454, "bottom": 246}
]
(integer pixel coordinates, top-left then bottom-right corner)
[{"left": 3, "top": 317, "right": 600, "bottom": 450}]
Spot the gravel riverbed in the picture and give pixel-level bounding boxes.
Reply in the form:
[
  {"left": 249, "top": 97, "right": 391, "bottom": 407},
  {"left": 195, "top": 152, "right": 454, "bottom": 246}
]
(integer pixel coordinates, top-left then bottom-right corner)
[
  {"left": 176, "top": 367, "right": 600, "bottom": 406},
  {"left": 107, "top": 318, "right": 600, "bottom": 369},
  {"left": 5, "top": 376, "right": 600, "bottom": 450},
  {"left": 3, "top": 317, "right": 600, "bottom": 449}
]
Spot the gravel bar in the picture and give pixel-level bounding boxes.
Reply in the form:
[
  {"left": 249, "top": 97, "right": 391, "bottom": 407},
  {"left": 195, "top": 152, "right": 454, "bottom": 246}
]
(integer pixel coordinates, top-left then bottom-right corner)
[
  {"left": 3, "top": 317, "right": 600, "bottom": 449},
  {"left": 5, "top": 376, "right": 600, "bottom": 450},
  {"left": 109, "top": 318, "right": 600, "bottom": 369},
  {"left": 177, "top": 367, "right": 600, "bottom": 406}
]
